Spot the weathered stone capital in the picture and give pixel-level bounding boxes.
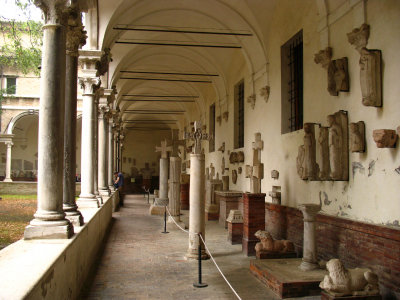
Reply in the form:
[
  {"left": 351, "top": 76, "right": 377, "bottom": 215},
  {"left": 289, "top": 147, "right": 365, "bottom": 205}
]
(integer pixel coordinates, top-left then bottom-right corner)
[
  {"left": 79, "top": 77, "right": 100, "bottom": 95},
  {"left": 5, "top": 141, "right": 14, "bottom": 147},
  {"left": 96, "top": 48, "right": 113, "bottom": 77},
  {"left": 66, "top": 6, "right": 86, "bottom": 56},
  {"left": 314, "top": 47, "right": 332, "bottom": 69},
  {"left": 347, "top": 23, "right": 370, "bottom": 53},
  {"left": 34, "top": 0, "right": 69, "bottom": 25},
  {"left": 98, "top": 104, "right": 110, "bottom": 119}
]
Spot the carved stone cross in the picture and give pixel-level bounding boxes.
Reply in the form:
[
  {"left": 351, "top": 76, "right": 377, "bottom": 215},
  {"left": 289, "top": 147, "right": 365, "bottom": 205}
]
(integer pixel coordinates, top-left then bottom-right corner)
[
  {"left": 155, "top": 139, "right": 172, "bottom": 158},
  {"left": 171, "top": 129, "right": 185, "bottom": 157},
  {"left": 246, "top": 132, "right": 264, "bottom": 193},
  {"left": 184, "top": 121, "right": 212, "bottom": 154}
]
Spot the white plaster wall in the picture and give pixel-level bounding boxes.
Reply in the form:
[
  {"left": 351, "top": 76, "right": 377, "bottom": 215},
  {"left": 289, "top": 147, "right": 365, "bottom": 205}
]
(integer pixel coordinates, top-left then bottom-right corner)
[{"left": 194, "top": 0, "right": 400, "bottom": 227}]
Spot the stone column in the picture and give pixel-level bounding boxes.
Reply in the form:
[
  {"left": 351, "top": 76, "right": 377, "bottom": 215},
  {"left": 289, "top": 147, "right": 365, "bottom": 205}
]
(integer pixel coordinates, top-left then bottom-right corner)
[
  {"left": 63, "top": 6, "right": 85, "bottom": 226},
  {"left": 25, "top": 0, "right": 73, "bottom": 239},
  {"left": 4, "top": 141, "right": 13, "bottom": 182},
  {"left": 76, "top": 49, "right": 102, "bottom": 208},
  {"left": 167, "top": 156, "right": 185, "bottom": 227},
  {"left": 299, "top": 204, "right": 321, "bottom": 271},
  {"left": 93, "top": 96, "right": 102, "bottom": 205},
  {"left": 186, "top": 153, "right": 209, "bottom": 259},
  {"left": 107, "top": 120, "right": 114, "bottom": 190},
  {"left": 98, "top": 90, "right": 111, "bottom": 197}
]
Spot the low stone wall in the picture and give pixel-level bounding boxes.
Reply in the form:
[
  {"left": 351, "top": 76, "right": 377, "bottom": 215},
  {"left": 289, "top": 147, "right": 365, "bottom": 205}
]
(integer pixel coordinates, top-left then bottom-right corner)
[
  {"left": 0, "top": 191, "right": 117, "bottom": 299},
  {"left": 0, "top": 181, "right": 81, "bottom": 195},
  {"left": 265, "top": 203, "right": 400, "bottom": 298}
]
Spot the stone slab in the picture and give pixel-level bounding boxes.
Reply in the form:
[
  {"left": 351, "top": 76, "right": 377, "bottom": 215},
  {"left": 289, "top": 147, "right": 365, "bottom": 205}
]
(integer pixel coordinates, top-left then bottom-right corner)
[
  {"left": 321, "top": 291, "right": 382, "bottom": 300},
  {"left": 256, "top": 251, "right": 297, "bottom": 259},
  {"left": 250, "top": 258, "right": 326, "bottom": 298}
]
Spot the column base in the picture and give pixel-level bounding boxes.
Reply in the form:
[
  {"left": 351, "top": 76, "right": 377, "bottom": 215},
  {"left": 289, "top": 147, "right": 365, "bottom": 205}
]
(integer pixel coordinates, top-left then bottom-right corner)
[
  {"left": 65, "top": 212, "right": 84, "bottom": 227},
  {"left": 167, "top": 216, "right": 186, "bottom": 229},
  {"left": 95, "top": 194, "right": 103, "bottom": 205},
  {"left": 3, "top": 178, "right": 13, "bottom": 182},
  {"left": 77, "top": 196, "right": 100, "bottom": 208},
  {"left": 299, "top": 260, "right": 320, "bottom": 271},
  {"left": 154, "top": 197, "right": 169, "bottom": 206},
  {"left": 185, "top": 248, "right": 210, "bottom": 260},
  {"left": 149, "top": 205, "right": 166, "bottom": 216},
  {"left": 24, "top": 220, "right": 74, "bottom": 240},
  {"left": 99, "top": 188, "right": 111, "bottom": 197}
]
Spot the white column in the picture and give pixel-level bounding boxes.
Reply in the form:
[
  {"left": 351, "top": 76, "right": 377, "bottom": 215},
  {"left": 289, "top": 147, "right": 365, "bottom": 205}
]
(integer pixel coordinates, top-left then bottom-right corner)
[
  {"left": 108, "top": 121, "right": 114, "bottom": 189},
  {"left": 299, "top": 204, "right": 321, "bottom": 271},
  {"left": 25, "top": 0, "right": 73, "bottom": 239},
  {"left": 76, "top": 50, "right": 102, "bottom": 208},
  {"left": 98, "top": 97, "right": 110, "bottom": 196},
  {"left": 168, "top": 156, "right": 185, "bottom": 227},
  {"left": 186, "top": 153, "right": 209, "bottom": 259},
  {"left": 155, "top": 157, "right": 169, "bottom": 205},
  {"left": 63, "top": 7, "right": 85, "bottom": 226},
  {"left": 4, "top": 141, "right": 13, "bottom": 182},
  {"left": 93, "top": 96, "right": 102, "bottom": 205}
]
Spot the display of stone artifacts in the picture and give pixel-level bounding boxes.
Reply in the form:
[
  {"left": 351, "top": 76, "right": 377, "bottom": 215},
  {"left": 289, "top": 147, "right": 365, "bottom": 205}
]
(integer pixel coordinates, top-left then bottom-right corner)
[
  {"left": 350, "top": 121, "right": 365, "bottom": 152},
  {"left": 238, "top": 167, "right": 242, "bottom": 174},
  {"left": 347, "top": 24, "right": 382, "bottom": 107},
  {"left": 268, "top": 186, "right": 281, "bottom": 204},
  {"left": 229, "top": 151, "right": 238, "bottom": 164},
  {"left": 254, "top": 230, "right": 295, "bottom": 259},
  {"left": 296, "top": 145, "right": 306, "bottom": 179},
  {"left": 304, "top": 123, "right": 319, "bottom": 180},
  {"left": 260, "top": 85, "right": 270, "bottom": 102},
  {"left": 221, "top": 156, "right": 225, "bottom": 175},
  {"left": 320, "top": 259, "right": 379, "bottom": 297},
  {"left": 314, "top": 47, "right": 349, "bottom": 96},
  {"left": 245, "top": 132, "right": 264, "bottom": 193},
  {"left": 247, "top": 94, "right": 256, "bottom": 109},
  {"left": 372, "top": 129, "right": 397, "bottom": 148},
  {"left": 328, "top": 111, "right": 349, "bottom": 180},
  {"left": 205, "top": 163, "right": 222, "bottom": 221},
  {"left": 232, "top": 169, "right": 238, "bottom": 184},
  {"left": 222, "top": 111, "right": 229, "bottom": 122},
  {"left": 218, "top": 142, "right": 225, "bottom": 153}
]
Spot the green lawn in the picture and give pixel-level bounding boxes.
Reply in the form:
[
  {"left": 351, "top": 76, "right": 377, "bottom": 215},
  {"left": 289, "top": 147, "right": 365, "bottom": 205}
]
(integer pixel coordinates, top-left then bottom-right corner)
[{"left": 0, "top": 195, "right": 37, "bottom": 250}]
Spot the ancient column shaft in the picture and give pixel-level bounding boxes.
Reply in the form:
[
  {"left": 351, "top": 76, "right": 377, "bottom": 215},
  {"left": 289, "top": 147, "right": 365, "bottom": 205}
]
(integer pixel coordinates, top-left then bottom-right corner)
[
  {"left": 107, "top": 121, "right": 114, "bottom": 189},
  {"left": 98, "top": 102, "right": 110, "bottom": 196},
  {"left": 25, "top": 5, "right": 73, "bottom": 238},
  {"left": 4, "top": 142, "right": 13, "bottom": 182},
  {"left": 168, "top": 157, "right": 181, "bottom": 216},
  {"left": 299, "top": 204, "right": 321, "bottom": 271},
  {"left": 155, "top": 157, "right": 169, "bottom": 204}
]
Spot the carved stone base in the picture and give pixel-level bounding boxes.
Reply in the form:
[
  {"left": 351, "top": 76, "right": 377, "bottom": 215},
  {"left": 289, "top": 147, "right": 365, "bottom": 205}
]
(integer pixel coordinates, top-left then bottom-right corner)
[
  {"left": 154, "top": 197, "right": 169, "bottom": 206},
  {"left": 149, "top": 205, "right": 166, "bottom": 216},
  {"left": 185, "top": 248, "right": 210, "bottom": 260},
  {"left": 321, "top": 291, "right": 382, "bottom": 300},
  {"left": 77, "top": 196, "right": 100, "bottom": 208},
  {"left": 3, "top": 178, "right": 12, "bottom": 182},
  {"left": 256, "top": 251, "right": 297, "bottom": 259},
  {"left": 24, "top": 222, "right": 74, "bottom": 240},
  {"left": 99, "top": 189, "right": 111, "bottom": 197},
  {"left": 65, "top": 212, "right": 84, "bottom": 227}
]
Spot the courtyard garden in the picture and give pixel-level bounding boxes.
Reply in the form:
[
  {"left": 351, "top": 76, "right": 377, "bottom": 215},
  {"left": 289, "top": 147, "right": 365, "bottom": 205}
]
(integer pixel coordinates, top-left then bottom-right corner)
[{"left": 0, "top": 195, "right": 36, "bottom": 250}]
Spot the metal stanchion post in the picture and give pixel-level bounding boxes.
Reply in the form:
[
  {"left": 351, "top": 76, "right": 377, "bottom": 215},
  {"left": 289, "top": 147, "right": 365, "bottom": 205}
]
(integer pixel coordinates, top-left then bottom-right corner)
[
  {"left": 161, "top": 206, "right": 169, "bottom": 234},
  {"left": 193, "top": 235, "right": 208, "bottom": 288}
]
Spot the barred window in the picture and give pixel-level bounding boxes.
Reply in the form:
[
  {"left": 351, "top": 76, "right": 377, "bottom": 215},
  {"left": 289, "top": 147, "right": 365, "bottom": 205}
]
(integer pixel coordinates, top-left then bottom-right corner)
[
  {"left": 234, "top": 80, "right": 244, "bottom": 148},
  {"left": 209, "top": 103, "right": 215, "bottom": 152},
  {"left": 281, "top": 30, "right": 303, "bottom": 134},
  {"left": 6, "top": 77, "right": 16, "bottom": 94}
]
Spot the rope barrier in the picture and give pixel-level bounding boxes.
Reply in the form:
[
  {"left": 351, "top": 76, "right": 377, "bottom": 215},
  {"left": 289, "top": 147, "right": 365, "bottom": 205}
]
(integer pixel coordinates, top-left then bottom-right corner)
[{"left": 164, "top": 206, "right": 242, "bottom": 300}]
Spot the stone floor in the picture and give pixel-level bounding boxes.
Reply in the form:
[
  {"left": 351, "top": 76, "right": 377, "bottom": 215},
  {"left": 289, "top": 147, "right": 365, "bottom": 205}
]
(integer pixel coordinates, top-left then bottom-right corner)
[{"left": 83, "top": 194, "right": 320, "bottom": 300}]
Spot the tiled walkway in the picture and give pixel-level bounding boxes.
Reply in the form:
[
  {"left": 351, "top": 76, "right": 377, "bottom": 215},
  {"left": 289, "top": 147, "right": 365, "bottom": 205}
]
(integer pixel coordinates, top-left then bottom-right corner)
[{"left": 83, "top": 194, "right": 317, "bottom": 300}]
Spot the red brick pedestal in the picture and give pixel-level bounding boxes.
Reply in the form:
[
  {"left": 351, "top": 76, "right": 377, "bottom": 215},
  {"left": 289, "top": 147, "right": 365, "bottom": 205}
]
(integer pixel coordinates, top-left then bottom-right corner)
[{"left": 242, "top": 192, "right": 266, "bottom": 256}]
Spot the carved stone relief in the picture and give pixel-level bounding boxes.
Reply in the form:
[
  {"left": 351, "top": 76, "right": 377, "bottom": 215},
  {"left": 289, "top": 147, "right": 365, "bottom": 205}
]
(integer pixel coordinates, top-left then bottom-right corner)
[
  {"left": 222, "top": 111, "right": 229, "bottom": 122},
  {"left": 237, "top": 151, "right": 244, "bottom": 163},
  {"left": 260, "top": 85, "right": 270, "bottom": 102},
  {"left": 347, "top": 24, "right": 382, "bottom": 107},
  {"left": 318, "top": 127, "right": 330, "bottom": 180},
  {"left": 238, "top": 167, "right": 242, "bottom": 174},
  {"left": 372, "top": 129, "right": 397, "bottom": 148},
  {"left": 221, "top": 156, "right": 225, "bottom": 175},
  {"left": 350, "top": 121, "right": 365, "bottom": 152},
  {"left": 328, "top": 111, "right": 349, "bottom": 180},
  {"left": 314, "top": 47, "right": 349, "bottom": 96},
  {"left": 247, "top": 94, "right": 256, "bottom": 109},
  {"left": 216, "top": 115, "right": 222, "bottom": 125},
  {"left": 232, "top": 169, "right": 238, "bottom": 184},
  {"left": 271, "top": 170, "right": 279, "bottom": 179},
  {"left": 245, "top": 133, "right": 264, "bottom": 193},
  {"left": 303, "top": 123, "right": 319, "bottom": 180},
  {"left": 218, "top": 142, "right": 225, "bottom": 153},
  {"left": 229, "top": 152, "right": 238, "bottom": 164}
]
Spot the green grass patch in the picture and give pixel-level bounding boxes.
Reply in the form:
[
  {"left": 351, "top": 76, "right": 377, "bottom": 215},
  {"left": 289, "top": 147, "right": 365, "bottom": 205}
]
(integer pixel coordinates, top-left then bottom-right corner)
[{"left": 0, "top": 194, "right": 37, "bottom": 200}]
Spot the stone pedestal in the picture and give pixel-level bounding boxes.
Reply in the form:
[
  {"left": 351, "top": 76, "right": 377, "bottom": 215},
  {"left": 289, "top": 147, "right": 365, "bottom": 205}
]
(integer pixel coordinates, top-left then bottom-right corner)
[
  {"left": 216, "top": 191, "right": 242, "bottom": 228},
  {"left": 298, "top": 203, "right": 321, "bottom": 271},
  {"left": 205, "top": 179, "right": 222, "bottom": 220},
  {"left": 24, "top": 10, "right": 73, "bottom": 239},
  {"left": 180, "top": 174, "right": 190, "bottom": 210},
  {"left": 186, "top": 153, "right": 209, "bottom": 260},
  {"left": 242, "top": 192, "right": 266, "bottom": 256},
  {"left": 227, "top": 210, "right": 243, "bottom": 244},
  {"left": 167, "top": 157, "right": 185, "bottom": 228},
  {"left": 150, "top": 157, "right": 169, "bottom": 215}
]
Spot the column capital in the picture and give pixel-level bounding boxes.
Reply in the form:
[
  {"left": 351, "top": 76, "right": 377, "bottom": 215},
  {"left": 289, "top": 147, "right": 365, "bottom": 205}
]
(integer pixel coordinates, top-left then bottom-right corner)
[
  {"left": 98, "top": 104, "right": 110, "bottom": 119},
  {"left": 5, "top": 141, "right": 13, "bottom": 147},
  {"left": 66, "top": 5, "right": 86, "bottom": 57},
  {"left": 78, "top": 49, "right": 102, "bottom": 75},
  {"left": 34, "top": 0, "right": 69, "bottom": 24},
  {"left": 79, "top": 77, "right": 100, "bottom": 95},
  {"left": 96, "top": 48, "right": 112, "bottom": 77}
]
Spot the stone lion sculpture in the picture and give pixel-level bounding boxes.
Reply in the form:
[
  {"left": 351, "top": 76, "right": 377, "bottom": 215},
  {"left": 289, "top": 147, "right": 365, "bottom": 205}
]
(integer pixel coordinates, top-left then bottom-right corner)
[
  {"left": 319, "top": 259, "right": 380, "bottom": 296},
  {"left": 254, "top": 230, "right": 294, "bottom": 253}
]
